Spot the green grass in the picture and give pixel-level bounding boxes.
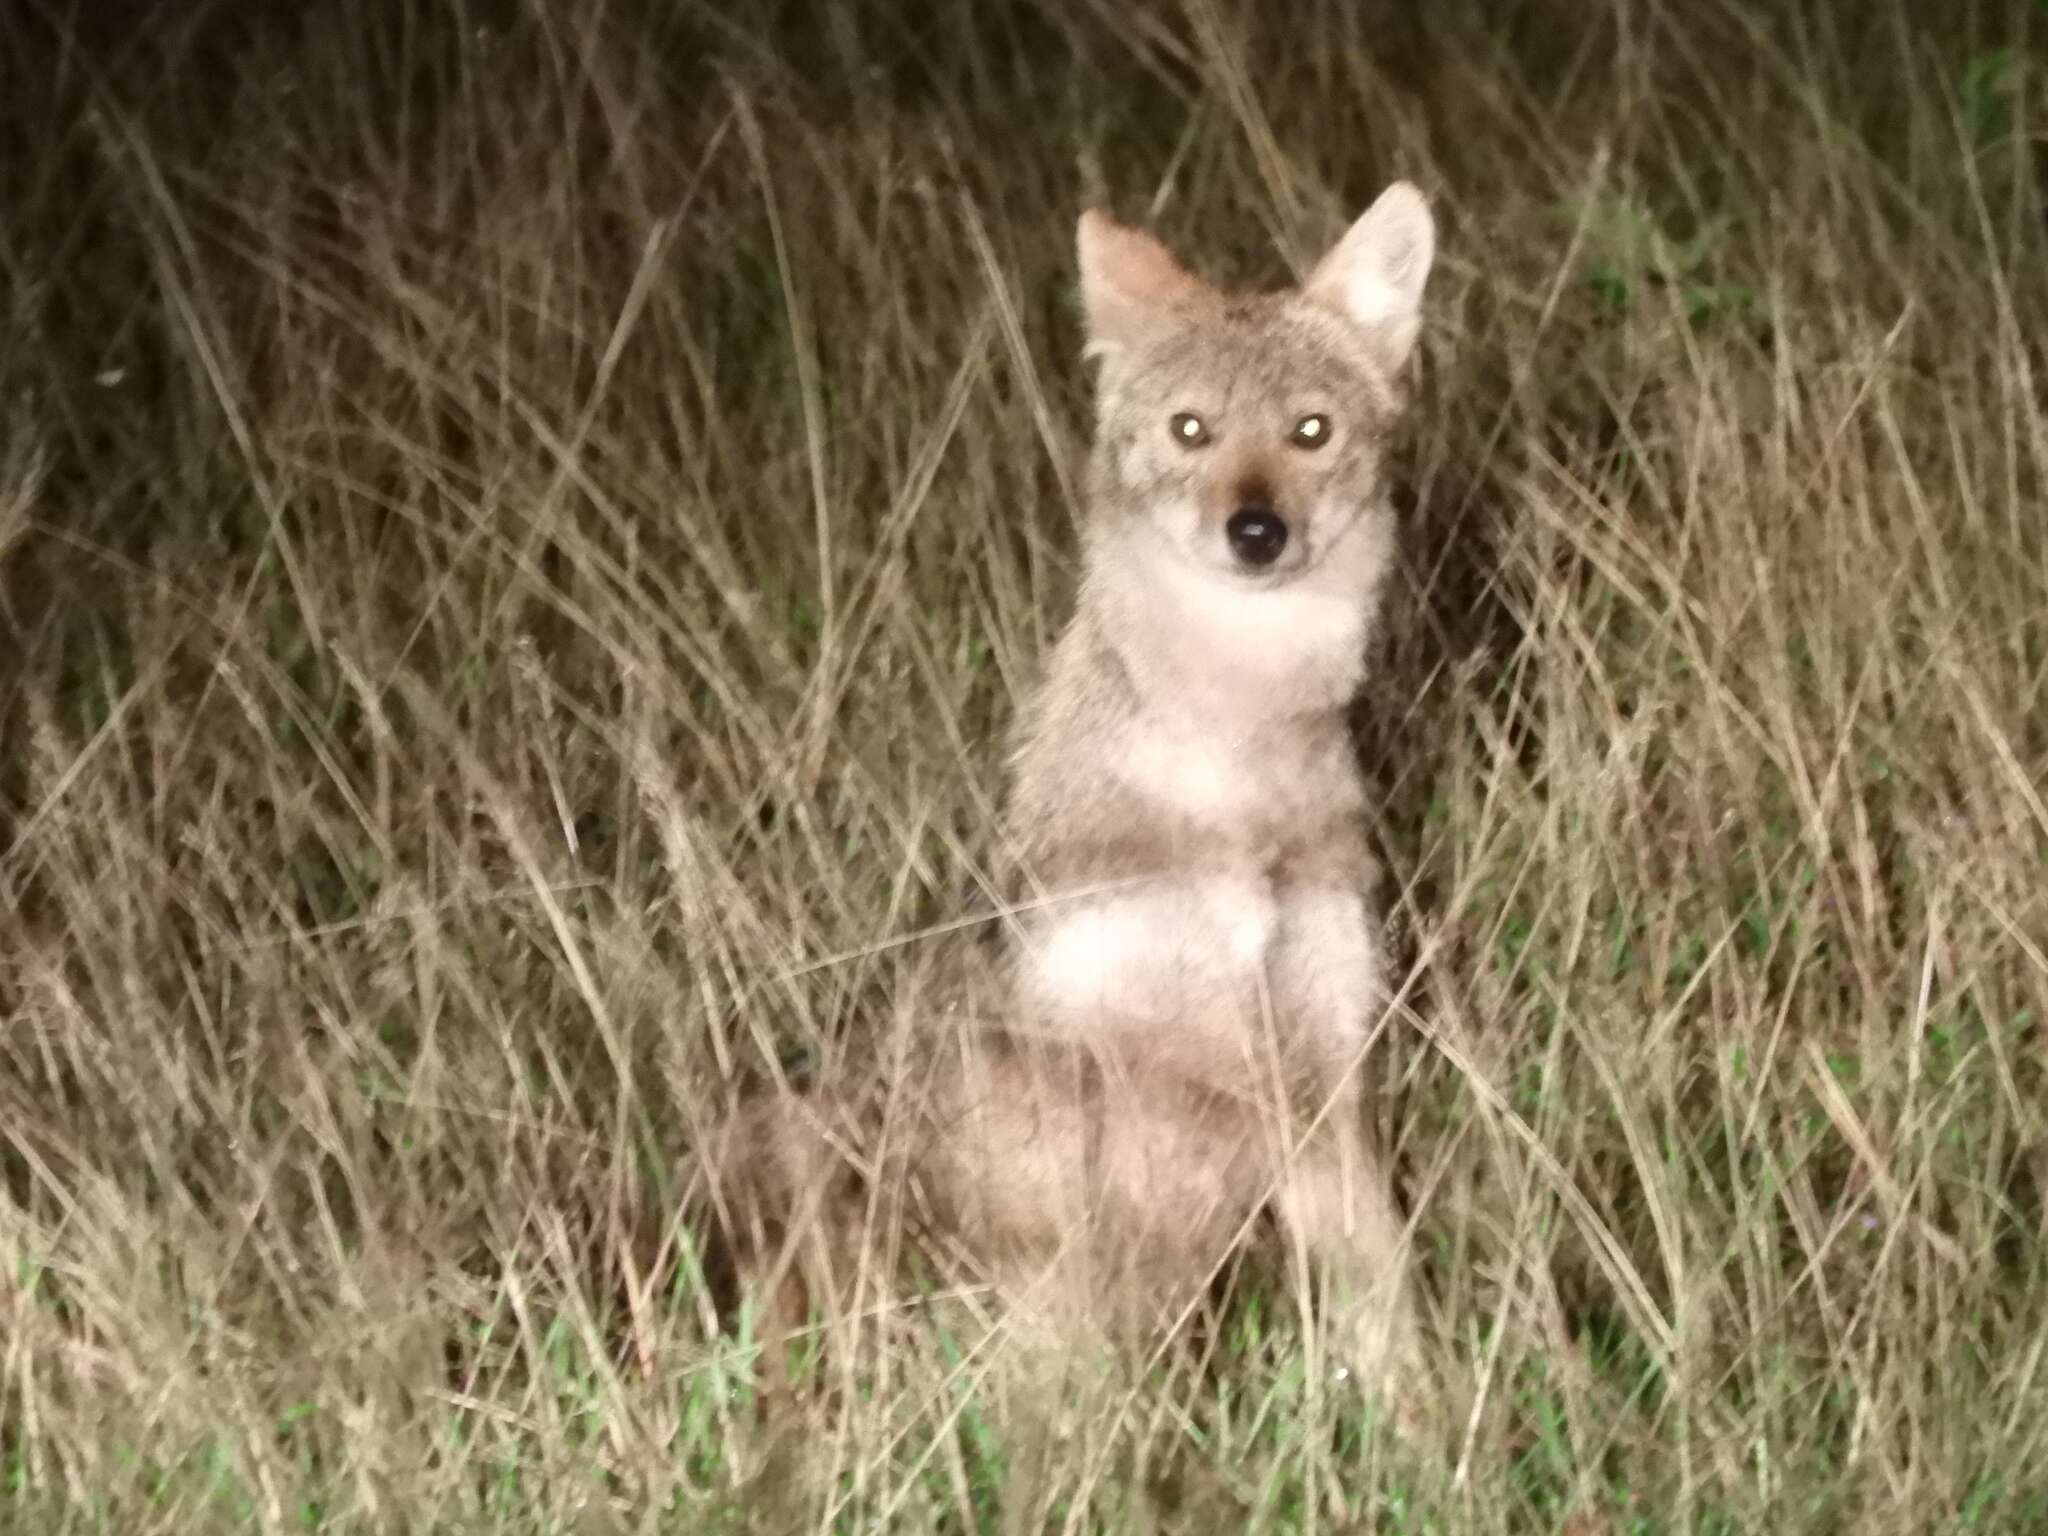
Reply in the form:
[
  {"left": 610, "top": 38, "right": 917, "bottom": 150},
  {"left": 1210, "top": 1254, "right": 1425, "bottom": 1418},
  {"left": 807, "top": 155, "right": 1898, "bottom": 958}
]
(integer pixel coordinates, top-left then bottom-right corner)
[{"left": 2, "top": 0, "right": 2047, "bottom": 1530}]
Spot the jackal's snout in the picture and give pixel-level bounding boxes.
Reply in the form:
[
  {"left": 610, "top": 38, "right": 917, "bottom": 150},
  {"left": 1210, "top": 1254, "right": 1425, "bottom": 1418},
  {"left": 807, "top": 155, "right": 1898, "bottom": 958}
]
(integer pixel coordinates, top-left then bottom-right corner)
[
  {"left": 1224, "top": 502, "right": 1287, "bottom": 568},
  {"left": 1217, "top": 469, "right": 1290, "bottom": 570}
]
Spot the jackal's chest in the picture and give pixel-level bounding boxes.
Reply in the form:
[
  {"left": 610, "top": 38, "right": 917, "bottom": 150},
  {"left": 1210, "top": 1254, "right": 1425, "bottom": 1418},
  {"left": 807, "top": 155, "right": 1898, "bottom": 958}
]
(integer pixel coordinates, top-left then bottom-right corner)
[{"left": 1020, "top": 866, "right": 1381, "bottom": 1070}]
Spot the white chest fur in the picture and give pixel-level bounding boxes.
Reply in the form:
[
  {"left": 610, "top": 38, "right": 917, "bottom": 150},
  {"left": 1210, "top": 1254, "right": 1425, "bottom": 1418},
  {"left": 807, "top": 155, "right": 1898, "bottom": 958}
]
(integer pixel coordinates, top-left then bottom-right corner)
[
  {"left": 1027, "top": 873, "right": 1273, "bottom": 1024},
  {"left": 1021, "top": 871, "right": 1381, "bottom": 1082}
]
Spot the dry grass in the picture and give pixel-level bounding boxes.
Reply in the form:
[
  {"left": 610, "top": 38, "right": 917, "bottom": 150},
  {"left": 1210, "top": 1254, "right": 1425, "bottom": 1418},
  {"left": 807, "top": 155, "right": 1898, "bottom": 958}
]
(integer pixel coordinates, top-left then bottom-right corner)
[{"left": 2, "top": 0, "right": 2046, "bottom": 1530}]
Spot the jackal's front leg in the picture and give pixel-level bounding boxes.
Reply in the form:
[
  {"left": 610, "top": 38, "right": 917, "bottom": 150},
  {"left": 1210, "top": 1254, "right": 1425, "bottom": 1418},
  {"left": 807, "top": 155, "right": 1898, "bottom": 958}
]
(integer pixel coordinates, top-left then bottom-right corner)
[{"left": 1274, "top": 1118, "right": 1431, "bottom": 1430}]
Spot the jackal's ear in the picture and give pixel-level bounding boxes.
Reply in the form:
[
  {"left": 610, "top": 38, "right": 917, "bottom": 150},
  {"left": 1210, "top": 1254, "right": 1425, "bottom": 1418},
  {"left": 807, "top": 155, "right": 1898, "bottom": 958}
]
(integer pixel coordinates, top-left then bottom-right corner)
[
  {"left": 1306, "top": 182, "right": 1435, "bottom": 370},
  {"left": 1076, "top": 209, "right": 1204, "bottom": 359}
]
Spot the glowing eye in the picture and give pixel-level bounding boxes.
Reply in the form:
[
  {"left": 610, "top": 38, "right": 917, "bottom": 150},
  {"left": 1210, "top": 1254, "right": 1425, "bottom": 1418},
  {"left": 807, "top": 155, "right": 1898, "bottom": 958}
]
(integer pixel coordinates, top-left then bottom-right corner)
[
  {"left": 1170, "top": 412, "right": 1209, "bottom": 446},
  {"left": 1290, "top": 413, "right": 1331, "bottom": 448}
]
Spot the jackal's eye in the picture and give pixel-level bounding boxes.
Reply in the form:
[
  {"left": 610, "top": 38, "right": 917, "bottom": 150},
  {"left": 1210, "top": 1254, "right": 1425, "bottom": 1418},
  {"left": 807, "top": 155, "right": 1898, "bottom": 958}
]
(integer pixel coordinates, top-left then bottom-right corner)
[
  {"left": 1290, "top": 413, "right": 1332, "bottom": 449},
  {"left": 1169, "top": 412, "right": 1209, "bottom": 447}
]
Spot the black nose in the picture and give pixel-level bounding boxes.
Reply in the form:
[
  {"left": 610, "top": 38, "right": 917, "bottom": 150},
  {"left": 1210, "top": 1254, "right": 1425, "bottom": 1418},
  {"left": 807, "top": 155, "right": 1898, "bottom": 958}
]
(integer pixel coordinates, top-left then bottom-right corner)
[{"left": 1225, "top": 506, "right": 1288, "bottom": 567}]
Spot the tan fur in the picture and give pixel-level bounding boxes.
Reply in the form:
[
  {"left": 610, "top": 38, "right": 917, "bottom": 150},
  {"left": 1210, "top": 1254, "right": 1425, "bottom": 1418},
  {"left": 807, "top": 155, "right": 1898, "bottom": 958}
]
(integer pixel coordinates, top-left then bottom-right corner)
[
  {"left": 735, "top": 184, "right": 1438, "bottom": 1421},
  {"left": 946, "top": 185, "right": 1437, "bottom": 1402}
]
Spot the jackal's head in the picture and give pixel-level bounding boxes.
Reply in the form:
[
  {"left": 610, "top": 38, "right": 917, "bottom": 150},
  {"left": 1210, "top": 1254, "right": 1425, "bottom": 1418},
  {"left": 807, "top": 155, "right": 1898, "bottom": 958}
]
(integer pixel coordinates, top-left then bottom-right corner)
[{"left": 1075, "top": 185, "right": 1433, "bottom": 590}]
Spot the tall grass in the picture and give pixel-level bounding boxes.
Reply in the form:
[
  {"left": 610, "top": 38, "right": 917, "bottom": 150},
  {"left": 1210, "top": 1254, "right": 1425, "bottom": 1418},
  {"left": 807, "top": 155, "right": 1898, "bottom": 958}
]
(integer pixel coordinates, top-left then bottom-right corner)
[{"left": 2, "top": 0, "right": 2044, "bottom": 1529}]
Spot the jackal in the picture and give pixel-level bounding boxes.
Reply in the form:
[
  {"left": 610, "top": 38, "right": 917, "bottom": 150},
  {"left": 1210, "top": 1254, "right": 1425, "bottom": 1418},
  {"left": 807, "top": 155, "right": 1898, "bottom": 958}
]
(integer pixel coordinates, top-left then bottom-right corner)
[
  {"left": 731, "top": 184, "right": 1437, "bottom": 1424},
  {"left": 915, "top": 182, "right": 1438, "bottom": 1410}
]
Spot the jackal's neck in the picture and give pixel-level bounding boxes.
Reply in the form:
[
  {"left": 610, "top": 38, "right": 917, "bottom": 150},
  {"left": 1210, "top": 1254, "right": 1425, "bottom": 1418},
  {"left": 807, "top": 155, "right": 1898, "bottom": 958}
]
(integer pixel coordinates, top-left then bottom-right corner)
[{"left": 1079, "top": 523, "right": 1378, "bottom": 732}]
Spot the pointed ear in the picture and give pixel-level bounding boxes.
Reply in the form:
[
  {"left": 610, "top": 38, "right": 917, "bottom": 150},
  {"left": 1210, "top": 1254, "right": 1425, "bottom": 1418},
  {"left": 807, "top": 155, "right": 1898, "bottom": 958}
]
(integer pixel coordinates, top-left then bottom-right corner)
[
  {"left": 1305, "top": 181, "right": 1435, "bottom": 369},
  {"left": 1076, "top": 209, "right": 1204, "bottom": 358}
]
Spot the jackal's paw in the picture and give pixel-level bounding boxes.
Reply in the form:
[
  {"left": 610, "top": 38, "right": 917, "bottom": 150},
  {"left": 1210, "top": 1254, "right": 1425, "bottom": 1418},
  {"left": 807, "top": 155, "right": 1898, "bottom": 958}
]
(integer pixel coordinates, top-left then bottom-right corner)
[
  {"left": 1334, "top": 1357, "right": 1444, "bottom": 1443},
  {"left": 1327, "top": 1311, "right": 1445, "bottom": 1442}
]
